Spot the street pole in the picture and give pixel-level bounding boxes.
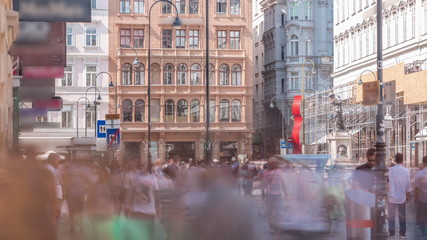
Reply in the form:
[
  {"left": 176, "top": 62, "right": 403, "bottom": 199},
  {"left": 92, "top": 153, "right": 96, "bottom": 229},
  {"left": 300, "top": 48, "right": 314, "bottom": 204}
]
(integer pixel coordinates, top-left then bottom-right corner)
[
  {"left": 374, "top": 0, "right": 388, "bottom": 238},
  {"left": 147, "top": 0, "right": 181, "bottom": 172},
  {"left": 84, "top": 87, "right": 101, "bottom": 137},
  {"left": 301, "top": 59, "right": 315, "bottom": 154},
  {"left": 76, "top": 97, "right": 90, "bottom": 137},
  {"left": 204, "top": 0, "right": 212, "bottom": 164}
]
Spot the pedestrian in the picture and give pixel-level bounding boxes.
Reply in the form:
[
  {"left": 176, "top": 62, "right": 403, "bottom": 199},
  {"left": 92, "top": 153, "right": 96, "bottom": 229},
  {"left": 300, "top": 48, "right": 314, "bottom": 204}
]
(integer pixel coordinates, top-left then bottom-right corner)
[
  {"left": 123, "top": 163, "right": 159, "bottom": 240},
  {"left": 45, "top": 153, "right": 64, "bottom": 225},
  {"left": 352, "top": 148, "right": 376, "bottom": 192},
  {"left": 415, "top": 155, "right": 427, "bottom": 237},
  {"left": 262, "top": 157, "right": 287, "bottom": 232},
  {"left": 388, "top": 153, "right": 410, "bottom": 237},
  {"left": 239, "top": 164, "right": 253, "bottom": 196}
]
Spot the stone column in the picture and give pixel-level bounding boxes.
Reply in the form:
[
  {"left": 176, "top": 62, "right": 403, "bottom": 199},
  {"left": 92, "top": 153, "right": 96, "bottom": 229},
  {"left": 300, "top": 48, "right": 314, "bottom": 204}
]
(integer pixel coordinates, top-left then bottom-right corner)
[{"left": 158, "top": 138, "right": 166, "bottom": 162}]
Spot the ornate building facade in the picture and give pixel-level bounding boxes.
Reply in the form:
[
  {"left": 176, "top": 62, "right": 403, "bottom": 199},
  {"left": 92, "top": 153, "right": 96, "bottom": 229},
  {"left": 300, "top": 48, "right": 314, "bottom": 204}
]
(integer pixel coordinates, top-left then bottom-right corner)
[{"left": 109, "top": 0, "right": 253, "bottom": 163}]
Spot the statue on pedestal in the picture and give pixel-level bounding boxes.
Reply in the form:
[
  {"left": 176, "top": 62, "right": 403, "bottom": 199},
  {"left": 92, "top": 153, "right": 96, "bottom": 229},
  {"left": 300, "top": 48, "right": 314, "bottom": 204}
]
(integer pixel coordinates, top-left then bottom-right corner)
[{"left": 328, "top": 93, "right": 345, "bottom": 131}]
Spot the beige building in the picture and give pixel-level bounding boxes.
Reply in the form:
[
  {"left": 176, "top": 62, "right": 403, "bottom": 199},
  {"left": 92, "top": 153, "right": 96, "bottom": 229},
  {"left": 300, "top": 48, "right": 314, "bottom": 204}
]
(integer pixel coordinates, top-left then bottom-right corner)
[
  {"left": 109, "top": 0, "right": 253, "bottom": 163},
  {"left": 0, "top": 0, "right": 18, "bottom": 163}
]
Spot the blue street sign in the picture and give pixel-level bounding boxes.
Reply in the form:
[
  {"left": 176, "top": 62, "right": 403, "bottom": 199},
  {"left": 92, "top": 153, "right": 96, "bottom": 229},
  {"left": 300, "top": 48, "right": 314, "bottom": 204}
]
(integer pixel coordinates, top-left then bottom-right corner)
[
  {"left": 288, "top": 142, "right": 293, "bottom": 149},
  {"left": 97, "top": 120, "right": 106, "bottom": 138},
  {"left": 106, "top": 128, "right": 120, "bottom": 149},
  {"left": 280, "top": 140, "right": 287, "bottom": 149}
]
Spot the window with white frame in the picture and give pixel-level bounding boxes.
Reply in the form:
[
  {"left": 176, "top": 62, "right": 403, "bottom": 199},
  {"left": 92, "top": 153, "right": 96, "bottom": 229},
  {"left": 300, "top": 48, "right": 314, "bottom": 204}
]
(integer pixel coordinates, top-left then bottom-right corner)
[
  {"left": 120, "top": 29, "right": 131, "bottom": 48},
  {"left": 217, "top": 30, "right": 227, "bottom": 49},
  {"left": 61, "top": 105, "right": 72, "bottom": 128},
  {"left": 290, "top": 72, "right": 299, "bottom": 89},
  {"left": 61, "top": 66, "right": 73, "bottom": 86},
  {"left": 365, "top": 28, "right": 369, "bottom": 56},
  {"left": 217, "top": 0, "right": 226, "bottom": 14},
  {"left": 133, "top": 29, "right": 144, "bottom": 48},
  {"left": 305, "top": 40, "right": 311, "bottom": 55},
  {"left": 305, "top": 1, "right": 312, "bottom": 20},
  {"left": 394, "top": 14, "right": 399, "bottom": 45},
  {"left": 231, "top": 100, "right": 241, "bottom": 122},
  {"left": 403, "top": 10, "right": 407, "bottom": 41},
  {"left": 189, "top": 30, "right": 199, "bottom": 49},
  {"left": 86, "top": 111, "right": 96, "bottom": 128},
  {"left": 219, "top": 100, "right": 230, "bottom": 122},
  {"left": 122, "top": 63, "right": 132, "bottom": 85},
  {"left": 176, "top": 30, "right": 186, "bottom": 48},
  {"left": 135, "top": 64, "right": 145, "bottom": 85},
  {"left": 85, "top": 27, "right": 97, "bottom": 46},
  {"left": 163, "top": 63, "right": 174, "bottom": 85},
  {"left": 372, "top": 26, "right": 376, "bottom": 52},
  {"left": 230, "top": 31, "right": 240, "bottom": 49},
  {"left": 134, "top": 0, "right": 144, "bottom": 13},
  {"left": 66, "top": 27, "right": 73, "bottom": 46},
  {"left": 290, "top": 2, "right": 298, "bottom": 20},
  {"left": 86, "top": 66, "right": 97, "bottom": 86},
  {"left": 290, "top": 35, "right": 298, "bottom": 56},
  {"left": 162, "top": 1, "right": 172, "bottom": 13},
  {"left": 120, "top": 0, "right": 130, "bottom": 13},
  {"left": 411, "top": 7, "right": 415, "bottom": 38},
  {"left": 190, "top": 64, "right": 201, "bottom": 85},
  {"left": 305, "top": 72, "right": 312, "bottom": 89},
  {"left": 231, "top": 64, "right": 241, "bottom": 85},
  {"left": 189, "top": 0, "right": 199, "bottom": 14},
  {"left": 219, "top": 64, "right": 229, "bottom": 85},
  {"left": 230, "top": 0, "right": 240, "bottom": 15},
  {"left": 162, "top": 29, "right": 172, "bottom": 48},
  {"left": 177, "top": 63, "right": 188, "bottom": 85},
  {"left": 386, "top": 18, "right": 391, "bottom": 47},
  {"left": 176, "top": 0, "right": 186, "bottom": 14},
  {"left": 36, "top": 116, "right": 47, "bottom": 123}
]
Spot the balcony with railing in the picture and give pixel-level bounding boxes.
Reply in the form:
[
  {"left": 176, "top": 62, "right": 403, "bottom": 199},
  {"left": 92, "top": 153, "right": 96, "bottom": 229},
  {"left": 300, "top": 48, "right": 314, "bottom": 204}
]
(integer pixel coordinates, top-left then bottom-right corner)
[
  {"left": 285, "top": 56, "right": 333, "bottom": 65},
  {"left": 121, "top": 121, "right": 249, "bottom": 132},
  {"left": 117, "top": 48, "right": 246, "bottom": 58},
  {"left": 117, "top": 85, "right": 248, "bottom": 96}
]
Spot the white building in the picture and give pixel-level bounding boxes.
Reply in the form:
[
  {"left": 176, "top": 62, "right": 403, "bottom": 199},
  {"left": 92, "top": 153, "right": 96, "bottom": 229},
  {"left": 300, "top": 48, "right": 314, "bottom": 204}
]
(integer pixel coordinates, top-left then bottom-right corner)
[
  {"left": 253, "top": 0, "right": 333, "bottom": 157},
  {"left": 20, "top": 0, "right": 110, "bottom": 151}
]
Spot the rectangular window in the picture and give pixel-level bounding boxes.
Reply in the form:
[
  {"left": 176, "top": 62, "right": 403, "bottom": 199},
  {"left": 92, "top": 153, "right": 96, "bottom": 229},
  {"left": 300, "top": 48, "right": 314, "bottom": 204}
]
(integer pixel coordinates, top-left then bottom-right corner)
[
  {"left": 151, "top": 99, "right": 160, "bottom": 122},
  {"left": 176, "top": 30, "right": 186, "bottom": 48},
  {"left": 85, "top": 111, "right": 95, "bottom": 128},
  {"left": 120, "top": 29, "right": 131, "bottom": 48},
  {"left": 365, "top": 29, "right": 369, "bottom": 56},
  {"left": 305, "top": 2, "right": 312, "bottom": 20},
  {"left": 255, "top": 84, "right": 259, "bottom": 100},
  {"left": 281, "top": 14, "right": 285, "bottom": 26},
  {"left": 209, "top": 99, "right": 215, "bottom": 122},
  {"left": 403, "top": 11, "right": 407, "bottom": 41},
  {"left": 36, "top": 116, "right": 47, "bottom": 123},
  {"left": 66, "top": 27, "right": 73, "bottom": 46},
  {"left": 120, "top": 0, "right": 130, "bottom": 13},
  {"left": 92, "top": 0, "right": 96, "bottom": 8},
  {"left": 281, "top": 79, "right": 285, "bottom": 93},
  {"left": 290, "top": 2, "right": 298, "bottom": 20},
  {"left": 230, "top": 31, "right": 240, "bottom": 49},
  {"left": 86, "top": 66, "right": 97, "bottom": 86},
  {"left": 255, "top": 55, "right": 259, "bottom": 73},
  {"left": 217, "top": 30, "right": 227, "bottom": 49},
  {"left": 85, "top": 27, "right": 97, "bottom": 46},
  {"left": 176, "top": 0, "right": 186, "bottom": 14},
  {"left": 217, "top": 0, "right": 226, "bottom": 14},
  {"left": 230, "top": 0, "right": 240, "bottom": 15},
  {"left": 162, "top": 29, "right": 172, "bottom": 48},
  {"left": 61, "top": 105, "right": 72, "bottom": 128},
  {"left": 134, "top": 0, "right": 144, "bottom": 13},
  {"left": 386, "top": 19, "right": 391, "bottom": 47},
  {"left": 61, "top": 66, "right": 73, "bottom": 86},
  {"left": 133, "top": 29, "right": 144, "bottom": 48},
  {"left": 411, "top": 7, "right": 415, "bottom": 38},
  {"left": 290, "top": 72, "right": 299, "bottom": 89},
  {"left": 395, "top": 15, "right": 399, "bottom": 45},
  {"left": 189, "top": 30, "right": 199, "bottom": 49},
  {"left": 281, "top": 46, "right": 285, "bottom": 60},
  {"left": 189, "top": 0, "right": 198, "bottom": 14},
  {"left": 305, "top": 72, "right": 312, "bottom": 89},
  {"left": 162, "top": 1, "right": 172, "bottom": 13}
]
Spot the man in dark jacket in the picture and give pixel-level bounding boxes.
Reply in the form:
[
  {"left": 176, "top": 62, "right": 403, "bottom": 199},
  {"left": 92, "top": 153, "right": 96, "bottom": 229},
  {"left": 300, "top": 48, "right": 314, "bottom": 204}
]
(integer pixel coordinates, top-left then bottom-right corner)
[{"left": 352, "top": 148, "right": 376, "bottom": 192}]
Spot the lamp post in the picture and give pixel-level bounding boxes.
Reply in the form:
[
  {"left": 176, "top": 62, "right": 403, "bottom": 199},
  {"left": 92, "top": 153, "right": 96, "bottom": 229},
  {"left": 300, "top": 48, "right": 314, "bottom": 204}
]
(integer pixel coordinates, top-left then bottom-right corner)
[
  {"left": 374, "top": 0, "right": 388, "bottom": 238},
  {"left": 301, "top": 58, "right": 316, "bottom": 153},
  {"left": 204, "top": 0, "right": 211, "bottom": 164},
  {"left": 147, "top": 0, "right": 182, "bottom": 172},
  {"left": 94, "top": 72, "right": 113, "bottom": 134},
  {"left": 115, "top": 47, "right": 140, "bottom": 114},
  {"left": 84, "top": 87, "right": 102, "bottom": 137},
  {"left": 76, "top": 97, "right": 90, "bottom": 137},
  {"left": 358, "top": 69, "right": 376, "bottom": 85}
]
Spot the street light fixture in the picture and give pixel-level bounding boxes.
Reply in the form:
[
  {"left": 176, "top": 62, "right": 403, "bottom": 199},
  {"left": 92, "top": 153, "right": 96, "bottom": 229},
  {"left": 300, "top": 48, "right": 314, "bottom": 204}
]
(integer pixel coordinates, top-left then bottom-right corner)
[
  {"left": 85, "top": 87, "right": 102, "bottom": 137},
  {"left": 76, "top": 96, "right": 90, "bottom": 137},
  {"left": 147, "top": 0, "right": 182, "bottom": 172},
  {"left": 358, "top": 69, "right": 376, "bottom": 85}
]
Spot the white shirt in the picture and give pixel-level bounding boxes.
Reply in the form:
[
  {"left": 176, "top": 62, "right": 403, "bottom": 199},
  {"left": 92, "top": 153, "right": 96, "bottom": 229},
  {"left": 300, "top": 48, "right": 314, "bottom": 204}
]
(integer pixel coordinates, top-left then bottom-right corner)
[
  {"left": 127, "top": 172, "right": 159, "bottom": 216},
  {"left": 388, "top": 164, "right": 410, "bottom": 204},
  {"left": 415, "top": 168, "right": 427, "bottom": 203},
  {"left": 46, "top": 163, "right": 63, "bottom": 199}
]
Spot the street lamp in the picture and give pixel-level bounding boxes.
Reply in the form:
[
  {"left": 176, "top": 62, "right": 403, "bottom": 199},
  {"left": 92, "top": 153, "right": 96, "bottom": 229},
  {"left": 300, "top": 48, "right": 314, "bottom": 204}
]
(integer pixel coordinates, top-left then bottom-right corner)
[
  {"left": 76, "top": 97, "right": 90, "bottom": 137},
  {"left": 147, "top": 0, "right": 182, "bottom": 172},
  {"left": 358, "top": 69, "right": 376, "bottom": 85},
  {"left": 301, "top": 58, "right": 316, "bottom": 153},
  {"left": 94, "top": 72, "right": 113, "bottom": 129},
  {"left": 85, "top": 87, "right": 102, "bottom": 137},
  {"left": 115, "top": 47, "right": 140, "bottom": 114}
]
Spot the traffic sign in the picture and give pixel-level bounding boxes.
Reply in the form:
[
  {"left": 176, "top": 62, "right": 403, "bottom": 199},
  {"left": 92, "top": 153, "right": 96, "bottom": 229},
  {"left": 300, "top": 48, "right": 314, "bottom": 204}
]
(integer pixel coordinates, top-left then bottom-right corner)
[
  {"left": 280, "top": 140, "right": 287, "bottom": 149},
  {"left": 105, "top": 119, "right": 120, "bottom": 129},
  {"left": 106, "top": 128, "right": 120, "bottom": 149},
  {"left": 288, "top": 142, "right": 293, "bottom": 149},
  {"left": 97, "top": 120, "right": 106, "bottom": 138}
]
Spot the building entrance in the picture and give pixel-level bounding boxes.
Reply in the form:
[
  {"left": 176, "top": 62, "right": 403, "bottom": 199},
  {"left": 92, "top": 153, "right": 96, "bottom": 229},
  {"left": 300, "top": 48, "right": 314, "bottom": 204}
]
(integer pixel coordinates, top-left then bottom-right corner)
[{"left": 165, "top": 142, "right": 195, "bottom": 162}]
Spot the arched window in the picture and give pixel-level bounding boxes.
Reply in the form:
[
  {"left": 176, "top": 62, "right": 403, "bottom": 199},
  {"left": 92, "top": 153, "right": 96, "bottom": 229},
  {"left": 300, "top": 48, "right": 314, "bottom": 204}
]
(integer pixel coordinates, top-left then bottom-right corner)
[
  {"left": 177, "top": 63, "right": 188, "bottom": 85},
  {"left": 219, "top": 100, "right": 230, "bottom": 122},
  {"left": 122, "top": 99, "right": 133, "bottom": 122},
  {"left": 190, "top": 64, "right": 201, "bottom": 85},
  {"left": 135, "top": 99, "right": 145, "bottom": 122},
  {"left": 231, "top": 100, "right": 242, "bottom": 122},
  {"left": 135, "top": 64, "right": 144, "bottom": 85},
  {"left": 290, "top": 35, "right": 299, "bottom": 56},
  {"left": 165, "top": 99, "right": 174, "bottom": 122},
  {"left": 209, "top": 63, "right": 215, "bottom": 85},
  {"left": 177, "top": 99, "right": 188, "bottom": 122},
  {"left": 219, "top": 64, "right": 229, "bottom": 85},
  {"left": 190, "top": 100, "right": 200, "bottom": 122},
  {"left": 231, "top": 64, "right": 242, "bottom": 85},
  {"left": 151, "top": 63, "right": 161, "bottom": 84},
  {"left": 163, "top": 63, "right": 174, "bottom": 85},
  {"left": 122, "top": 63, "right": 132, "bottom": 85}
]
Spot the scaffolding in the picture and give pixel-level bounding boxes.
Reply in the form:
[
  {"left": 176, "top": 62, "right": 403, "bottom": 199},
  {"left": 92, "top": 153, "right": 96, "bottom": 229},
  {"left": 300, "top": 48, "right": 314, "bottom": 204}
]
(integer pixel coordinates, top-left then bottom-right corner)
[{"left": 303, "top": 81, "right": 427, "bottom": 167}]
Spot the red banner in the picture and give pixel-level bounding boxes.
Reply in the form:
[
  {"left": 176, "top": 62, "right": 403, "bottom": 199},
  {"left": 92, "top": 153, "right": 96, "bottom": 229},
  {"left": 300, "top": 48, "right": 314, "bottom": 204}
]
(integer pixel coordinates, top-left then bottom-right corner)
[
  {"left": 291, "top": 95, "right": 303, "bottom": 154},
  {"left": 23, "top": 66, "right": 64, "bottom": 79}
]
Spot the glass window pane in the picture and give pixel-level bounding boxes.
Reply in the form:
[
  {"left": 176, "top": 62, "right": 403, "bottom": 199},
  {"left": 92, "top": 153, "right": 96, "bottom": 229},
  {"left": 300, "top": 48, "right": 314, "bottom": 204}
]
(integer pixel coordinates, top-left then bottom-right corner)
[
  {"left": 177, "top": 100, "right": 188, "bottom": 122},
  {"left": 190, "top": 100, "right": 200, "bottom": 122},
  {"left": 165, "top": 100, "right": 174, "bottom": 122},
  {"left": 219, "top": 100, "right": 229, "bottom": 122}
]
